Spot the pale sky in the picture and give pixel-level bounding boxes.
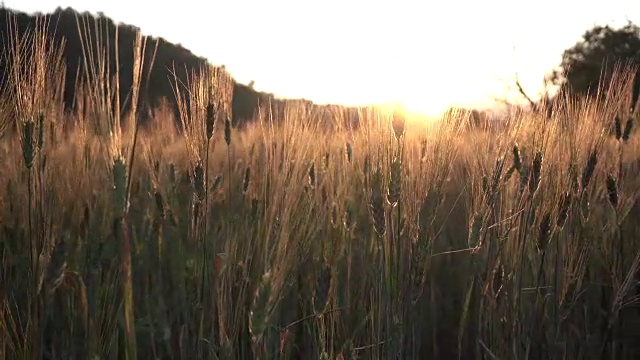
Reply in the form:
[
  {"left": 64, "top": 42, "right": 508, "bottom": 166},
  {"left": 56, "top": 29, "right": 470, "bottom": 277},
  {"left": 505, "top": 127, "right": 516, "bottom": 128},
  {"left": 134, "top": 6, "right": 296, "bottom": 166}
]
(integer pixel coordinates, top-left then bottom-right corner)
[{"left": 6, "top": 0, "right": 640, "bottom": 116}]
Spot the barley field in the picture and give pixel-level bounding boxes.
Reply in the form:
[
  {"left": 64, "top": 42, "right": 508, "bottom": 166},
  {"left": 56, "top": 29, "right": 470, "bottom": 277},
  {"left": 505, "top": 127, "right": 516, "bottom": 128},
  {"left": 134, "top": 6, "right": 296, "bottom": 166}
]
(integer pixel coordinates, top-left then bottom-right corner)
[{"left": 1, "top": 19, "right": 640, "bottom": 360}]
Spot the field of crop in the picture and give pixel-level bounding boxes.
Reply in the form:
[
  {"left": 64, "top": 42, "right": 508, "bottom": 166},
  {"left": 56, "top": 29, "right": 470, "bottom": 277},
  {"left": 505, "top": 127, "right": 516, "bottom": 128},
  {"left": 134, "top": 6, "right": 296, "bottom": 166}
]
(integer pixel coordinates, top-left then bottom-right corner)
[{"left": 2, "top": 18, "right": 640, "bottom": 360}]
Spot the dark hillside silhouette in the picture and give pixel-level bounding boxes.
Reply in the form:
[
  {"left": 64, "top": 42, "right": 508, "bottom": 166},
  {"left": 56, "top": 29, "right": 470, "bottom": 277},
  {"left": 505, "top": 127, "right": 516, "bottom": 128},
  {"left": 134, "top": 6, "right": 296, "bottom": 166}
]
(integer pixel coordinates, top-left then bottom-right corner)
[{"left": 0, "top": 6, "right": 275, "bottom": 127}]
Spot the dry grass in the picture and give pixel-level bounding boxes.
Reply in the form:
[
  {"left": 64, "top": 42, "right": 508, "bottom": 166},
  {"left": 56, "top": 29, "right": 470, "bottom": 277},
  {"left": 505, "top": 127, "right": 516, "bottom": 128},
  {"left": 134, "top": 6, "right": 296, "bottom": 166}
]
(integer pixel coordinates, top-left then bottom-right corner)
[{"left": 1, "top": 15, "right": 640, "bottom": 360}]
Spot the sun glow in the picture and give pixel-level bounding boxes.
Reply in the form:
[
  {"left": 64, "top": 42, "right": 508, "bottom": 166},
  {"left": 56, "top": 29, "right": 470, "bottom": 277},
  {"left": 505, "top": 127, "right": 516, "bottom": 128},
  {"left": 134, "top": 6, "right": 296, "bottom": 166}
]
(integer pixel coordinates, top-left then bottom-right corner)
[
  {"left": 394, "top": 94, "right": 455, "bottom": 120},
  {"left": 378, "top": 73, "right": 481, "bottom": 120},
  {"left": 372, "top": 101, "right": 441, "bottom": 132}
]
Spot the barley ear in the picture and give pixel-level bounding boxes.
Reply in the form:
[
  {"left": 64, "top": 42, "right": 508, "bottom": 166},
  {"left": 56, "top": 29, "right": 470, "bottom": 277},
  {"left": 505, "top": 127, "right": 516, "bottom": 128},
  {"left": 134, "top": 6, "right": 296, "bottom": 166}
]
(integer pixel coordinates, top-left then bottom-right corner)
[
  {"left": 369, "top": 169, "right": 386, "bottom": 236},
  {"left": 606, "top": 173, "right": 618, "bottom": 208},
  {"left": 308, "top": 163, "right": 316, "bottom": 188},
  {"left": 346, "top": 142, "right": 353, "bottom": 163},
  {"left": 490, "top": 156, "right": 505, "bottom": 198},
  {"left": 330, "top": 203, "right": 339, "bottom": 228},
  {"left": 313, "top": 262, "right": 332, "bottom": 314},
  {"left": 468, "top": 210, "right": 485, "bottom": 250},
  {"left": 212, "top": 174, "right": 223, "bottom": 192},
  {"left": 112, "top": 156, "right": 128, "bottom": 218},
  {"left": 324, "top": 151, "right": 330, "bottom": 170},
  {"left": 168, "top": 163, "right": 177, "bottom": 186},
  {"left": 581, "top": 150, "right": 598, "bottom": 191},
  {"left": 249, "top": 271, "right": 273, "bottom": 342},
  {"left": 343, "top": 205, "right": 355, "bottom": 232},
  {"left": 224, "top": 116, "right": 231, "bottom": 146},
  {"left": 153, "top": 160, "right": 160, "bottom": 178},
  {"left": 154, "top": 191, "right": 165, "bottom": 219},
  {"left": 622, "top": 115, "right": 633, "bottom": 142},
  {"left": 43, "top": 238, "right": 68, "bottom": 296},
  {"left": 529, "top": 150, "right": 543, "bottom": 195},
  {"left": 537, "top": 212, "right": 552, "bottom": 253},
  {"left": 243, "top": 166, "right": 251, "bottom": 194},
  {"left": 193, "top": 163, "right": 205, "bottom": 201},
  {"left": 387, "top": 157, "right": 402, "bottom": 207},
  {"left": 481, "top": 175, "right": 490, "bottom": 198},
  {"left": 556, "top": 191, "right": 571, "bottom": 228},
  {"left": 321, "top": 186, "right": 328, "bottom": 204},
  {"left": 21, "top": 120, "right": 36, "bottom": 170},
  {"left": 512, "top": 143, "right": 522, "bottom": 173},
  {"left": 205, "top": 95, "right": 215, "bottom": 140}
]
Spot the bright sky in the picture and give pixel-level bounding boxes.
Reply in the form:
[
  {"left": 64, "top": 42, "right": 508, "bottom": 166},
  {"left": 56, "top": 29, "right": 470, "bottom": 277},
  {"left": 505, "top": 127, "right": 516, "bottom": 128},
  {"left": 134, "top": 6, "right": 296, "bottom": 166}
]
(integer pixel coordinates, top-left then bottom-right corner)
[{"left": 7, "top": 0, "right": 640, "bottom": 117}]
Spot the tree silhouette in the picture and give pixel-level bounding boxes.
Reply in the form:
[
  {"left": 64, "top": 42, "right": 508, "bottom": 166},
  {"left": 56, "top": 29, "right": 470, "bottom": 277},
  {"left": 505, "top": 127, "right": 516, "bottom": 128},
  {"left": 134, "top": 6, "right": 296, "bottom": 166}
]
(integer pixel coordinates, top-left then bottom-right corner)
[{"left": 552, "top": 22, "right": 640, "bottom": 108}]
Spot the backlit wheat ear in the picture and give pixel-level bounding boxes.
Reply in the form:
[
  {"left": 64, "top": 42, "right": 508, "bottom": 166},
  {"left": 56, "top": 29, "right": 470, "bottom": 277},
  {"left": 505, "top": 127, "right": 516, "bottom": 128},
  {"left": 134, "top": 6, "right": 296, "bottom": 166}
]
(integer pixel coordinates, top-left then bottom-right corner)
[
  {"left": 313, "top": 262, "right": 332, "bottom": 314},
  {"left": 250, "top": 198, "right": 260, "bottom": 221},
  {"left": 606, "top": 173, "right": 618, "bottom": 207},
  {"left": 363, "top": 155, "right": 371, "bottom": 188},
  {"left": 569, "top": 163, "right": 580, "bottom": 195},
  {"left": 487, "top": 262, "right": 505, "bottom": 303},
  {"left": 153, "top": 160, "right": 160, "bottom": 179},
  {"left": 154, "top": 191, "right": 165, "bottom": 219},
  {"left": 242, "top": 166, "right": 251, "bottom": 194},
  {"left": 369, "top": 168, "right": 386, "bottom": 236},
  {"left": 512, "top": 143, "right": 522, "bottom": 173},
  {"left": 513, "top": 146, "right": 529, "bottom": 193},
  {"left": 168, "top": 163, "right": 177, "bottom": 186},
  {"left": 212, "top": 174, "right": 223, "bottom": 192},
  {"left": 481, "top": 175, "right": 490, "bottom": 199},
  {"left": 193, "top": 163, "right": 205, "bottom": 202},
  {"left": 529, "top": 150, "right": 542, "bottom": 195},
  {"left": 387, "top": 157, "right": 402, "bottom": 207},
  {"left": 614, "top": 115, "right": 623, "bottom": 140},
  {"left": 330, "top": 203, "right": 339, "bottom": 228},
  {"left": 343, "top": 205, "right": 355, "bottom": 232},
  {"left": 249, "top": 271, "right": 273, "bottom": 342},
  {"left": 205, "top": 96, "right": 215, "bottom": 140},
  {"left": 345, "top": 142, "right": 353, "bottom": 163},
  {"left": 308, "top": 163, "right": 316, "bottom": 188},
  {"left": 622, "top": 115, "right": 633, "bottom": 142},
  {"left": 21, "top": 119, "right": 36, "bottom": 170},
  {"left": 556, "top": 191, "right": 571, "bottom": 228},
  {"left": 112, "top": 155, "right": 128, "bottom": 218},
  {"left": 489, "top": 156, "right": 505, "bottom": 198},
  {"left": 468, "top": 210, "right": 485, "bottom": 250},
  {"left": 224, "top": 116, "right": 231, "bottom": 146},
  {"left": 43, "top": 238, "right": 67, "bottom": 296},
  {"left": 324, "top": 151, "right": 330, "bottom": 171},
  {"left": 581, "top": 150, "right": 598, "bottom": 191},
  {"left": 82, "top": 203, "right": 91, "bottom": 234},
  {"left": 537, "top": 212, "right": 552, "bottom": 253}
]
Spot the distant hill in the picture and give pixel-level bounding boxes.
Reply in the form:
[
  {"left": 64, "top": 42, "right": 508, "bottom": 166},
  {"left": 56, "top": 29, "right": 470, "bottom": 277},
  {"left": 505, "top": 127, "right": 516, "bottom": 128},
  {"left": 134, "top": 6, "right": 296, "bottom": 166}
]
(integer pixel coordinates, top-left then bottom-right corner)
[{"left": 0, "top": 6, "right": 283, "bottom": 127}]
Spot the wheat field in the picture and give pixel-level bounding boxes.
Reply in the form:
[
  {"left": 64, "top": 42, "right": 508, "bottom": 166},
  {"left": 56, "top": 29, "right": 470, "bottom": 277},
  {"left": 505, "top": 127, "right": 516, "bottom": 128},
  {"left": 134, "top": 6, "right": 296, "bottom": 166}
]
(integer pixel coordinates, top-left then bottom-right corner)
[{"left": 1, "top": 16, "right": 640, "bottom": 360}]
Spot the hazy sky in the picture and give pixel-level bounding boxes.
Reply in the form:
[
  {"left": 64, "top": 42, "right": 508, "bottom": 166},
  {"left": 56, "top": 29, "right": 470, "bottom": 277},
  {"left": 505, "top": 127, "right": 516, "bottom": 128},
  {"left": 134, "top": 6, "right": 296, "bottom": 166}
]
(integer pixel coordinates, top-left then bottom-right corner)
[{"left": 6, "top": 0, "right": 640, "bottom": 116}]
